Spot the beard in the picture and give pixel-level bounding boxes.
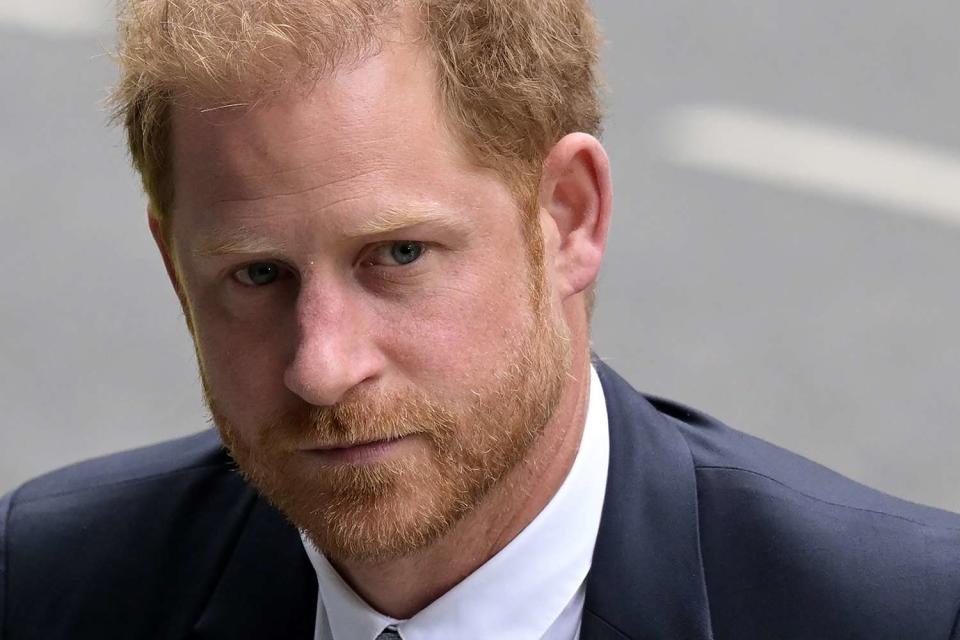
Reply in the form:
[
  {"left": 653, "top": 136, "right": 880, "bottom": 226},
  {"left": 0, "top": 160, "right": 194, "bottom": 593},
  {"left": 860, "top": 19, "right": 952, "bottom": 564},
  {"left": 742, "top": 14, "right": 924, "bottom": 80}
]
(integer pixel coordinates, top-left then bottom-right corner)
[{"left": 205, "top": 255, "right": 571, "bottom": 563}]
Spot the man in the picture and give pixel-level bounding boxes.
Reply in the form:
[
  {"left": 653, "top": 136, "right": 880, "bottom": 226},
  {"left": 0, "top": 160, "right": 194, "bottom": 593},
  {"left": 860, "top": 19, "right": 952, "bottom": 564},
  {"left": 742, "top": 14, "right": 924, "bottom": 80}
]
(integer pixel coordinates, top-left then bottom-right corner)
[{"left": 1, "top": 0, "right": 958, "bottom": 638}]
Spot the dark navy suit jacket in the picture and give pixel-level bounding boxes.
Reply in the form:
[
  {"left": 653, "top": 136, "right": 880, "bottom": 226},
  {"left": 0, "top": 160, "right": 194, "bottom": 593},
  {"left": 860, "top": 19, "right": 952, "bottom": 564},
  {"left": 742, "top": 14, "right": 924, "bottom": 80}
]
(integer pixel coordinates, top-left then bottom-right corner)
[{"left": 2, "top": 363, "right": 960, "bottom": 639}]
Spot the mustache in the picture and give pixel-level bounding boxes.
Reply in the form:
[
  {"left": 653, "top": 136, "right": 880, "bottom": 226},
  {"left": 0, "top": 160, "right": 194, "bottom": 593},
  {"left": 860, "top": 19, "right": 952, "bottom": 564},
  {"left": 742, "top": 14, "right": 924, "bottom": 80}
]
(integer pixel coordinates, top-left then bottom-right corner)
[{"left": 260, "top": 390, "right": 457, "bottom": 451}]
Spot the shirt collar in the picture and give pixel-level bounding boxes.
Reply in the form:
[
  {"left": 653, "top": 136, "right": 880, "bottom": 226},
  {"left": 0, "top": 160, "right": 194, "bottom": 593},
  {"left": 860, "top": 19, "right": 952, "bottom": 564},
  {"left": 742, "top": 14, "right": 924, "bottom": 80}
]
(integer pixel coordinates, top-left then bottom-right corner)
[{"left": 302, "top": 364, "right": 609, "bottom": 640}]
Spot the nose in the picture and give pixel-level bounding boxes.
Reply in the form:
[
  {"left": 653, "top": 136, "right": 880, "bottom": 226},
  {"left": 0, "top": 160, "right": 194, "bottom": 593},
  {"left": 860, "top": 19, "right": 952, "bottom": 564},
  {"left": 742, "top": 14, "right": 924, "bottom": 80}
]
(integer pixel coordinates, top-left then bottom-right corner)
[{"left": 283, "top": 283, "right": 384, "bottom": 407}]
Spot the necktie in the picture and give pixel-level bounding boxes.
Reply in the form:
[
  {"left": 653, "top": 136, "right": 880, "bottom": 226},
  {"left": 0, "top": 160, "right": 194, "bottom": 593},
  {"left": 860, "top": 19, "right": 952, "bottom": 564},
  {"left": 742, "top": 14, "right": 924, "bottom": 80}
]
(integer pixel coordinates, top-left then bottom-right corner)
[{"left": 376, "top": 625, "right": 402, "bottom": 640}]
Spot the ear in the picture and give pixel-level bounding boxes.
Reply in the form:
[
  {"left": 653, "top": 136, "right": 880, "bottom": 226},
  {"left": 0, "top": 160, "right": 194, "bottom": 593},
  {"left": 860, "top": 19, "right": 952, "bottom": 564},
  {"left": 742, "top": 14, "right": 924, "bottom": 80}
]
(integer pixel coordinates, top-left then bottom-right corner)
[
  {"left": 148, "top": 209, "right": 190, "bottom": 314},
  {"left": 537, "top": 133, "right": 612, "bottom": 300}
]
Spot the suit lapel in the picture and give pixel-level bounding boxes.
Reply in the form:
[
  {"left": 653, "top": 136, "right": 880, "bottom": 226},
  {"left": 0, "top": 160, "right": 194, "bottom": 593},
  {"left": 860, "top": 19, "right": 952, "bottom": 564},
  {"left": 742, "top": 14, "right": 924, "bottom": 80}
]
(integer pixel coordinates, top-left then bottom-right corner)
[
  {"left": 582, "top": 362, "right": 713, "bottom": 640},
  {"left": 191, "top": 488, "right": 317, "bottom": 639}
]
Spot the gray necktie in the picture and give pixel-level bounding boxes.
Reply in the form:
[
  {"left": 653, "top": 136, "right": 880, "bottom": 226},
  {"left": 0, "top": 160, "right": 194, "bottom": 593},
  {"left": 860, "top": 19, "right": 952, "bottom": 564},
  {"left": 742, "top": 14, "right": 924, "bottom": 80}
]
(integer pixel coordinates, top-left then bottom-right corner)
[{"left": 376, "top": 625, "right": 402, "bottom": 640}]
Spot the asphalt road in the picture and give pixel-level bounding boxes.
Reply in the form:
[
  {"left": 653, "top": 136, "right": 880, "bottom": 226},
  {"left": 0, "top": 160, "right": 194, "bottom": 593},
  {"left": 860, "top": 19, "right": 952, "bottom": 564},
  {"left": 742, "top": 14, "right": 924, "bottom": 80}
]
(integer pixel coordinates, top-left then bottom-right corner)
[{"left": 2, "top": 2, "right": 958, "bottom": 511}]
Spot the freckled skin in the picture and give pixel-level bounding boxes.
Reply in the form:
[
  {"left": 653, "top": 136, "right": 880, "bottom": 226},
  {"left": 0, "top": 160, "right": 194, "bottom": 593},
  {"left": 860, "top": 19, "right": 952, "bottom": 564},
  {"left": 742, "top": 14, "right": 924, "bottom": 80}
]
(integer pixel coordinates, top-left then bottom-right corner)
[{"left": 154, "top": 25, "right": 612, "bottom": 620}]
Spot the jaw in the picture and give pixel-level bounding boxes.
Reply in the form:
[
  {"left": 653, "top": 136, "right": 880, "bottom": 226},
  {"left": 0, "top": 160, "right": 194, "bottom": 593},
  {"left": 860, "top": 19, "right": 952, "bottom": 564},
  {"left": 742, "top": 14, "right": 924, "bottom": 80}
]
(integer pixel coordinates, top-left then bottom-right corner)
[{"left": 326, "top": 343, "right": 592, "bottom": 618}]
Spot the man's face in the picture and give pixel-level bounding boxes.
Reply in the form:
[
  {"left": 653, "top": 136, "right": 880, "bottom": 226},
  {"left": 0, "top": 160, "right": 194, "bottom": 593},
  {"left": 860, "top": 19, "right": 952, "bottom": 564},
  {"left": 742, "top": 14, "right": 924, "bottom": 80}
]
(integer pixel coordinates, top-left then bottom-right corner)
[{"left": 164, "top": 37, "right": 570, "bottom": 561}]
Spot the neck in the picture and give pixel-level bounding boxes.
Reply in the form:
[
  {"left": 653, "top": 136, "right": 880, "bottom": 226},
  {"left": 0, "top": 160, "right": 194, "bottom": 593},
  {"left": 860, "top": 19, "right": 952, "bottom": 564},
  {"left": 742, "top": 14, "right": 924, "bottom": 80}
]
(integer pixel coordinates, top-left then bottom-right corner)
[{"left": 329, "top": 347, "right": 593, "bottom": 619}]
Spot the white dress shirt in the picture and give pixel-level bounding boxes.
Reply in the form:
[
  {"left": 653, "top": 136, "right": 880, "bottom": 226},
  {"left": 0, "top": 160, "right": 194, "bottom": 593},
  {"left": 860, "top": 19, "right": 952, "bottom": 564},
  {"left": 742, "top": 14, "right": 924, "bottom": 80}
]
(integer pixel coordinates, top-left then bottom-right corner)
[{"left": 301, "top": 365, "right": 610, "bottom": 640}]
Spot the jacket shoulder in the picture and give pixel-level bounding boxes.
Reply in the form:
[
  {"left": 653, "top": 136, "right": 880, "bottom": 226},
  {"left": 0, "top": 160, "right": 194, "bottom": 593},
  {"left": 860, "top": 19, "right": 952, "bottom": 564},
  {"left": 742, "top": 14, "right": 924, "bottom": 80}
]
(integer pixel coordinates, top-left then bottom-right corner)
[
  {"left": 1, "top": 430, "right": 257, "bottom": 637},
  {"left": 650, "top": 395, "right": 960, "bottom": 528},
  {"left": 648, "top": 394, "right": 960, "bottom": 638},
  {"left": 11, "top": 428, "right": 228, "bottom": 503}
]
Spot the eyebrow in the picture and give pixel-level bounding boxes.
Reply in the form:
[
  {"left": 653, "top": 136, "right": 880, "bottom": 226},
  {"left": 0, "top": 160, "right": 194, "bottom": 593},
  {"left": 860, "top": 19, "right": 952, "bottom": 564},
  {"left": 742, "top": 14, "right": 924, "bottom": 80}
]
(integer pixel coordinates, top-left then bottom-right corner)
[
  {"left": 343, "top": 204, "right": 466, "bottom": 238},
  {"left": 191, "top": 205, "right": 466, "bottom": 257},
  {"left": 192, "top": 229, "right": 288, "bottom": 258}
]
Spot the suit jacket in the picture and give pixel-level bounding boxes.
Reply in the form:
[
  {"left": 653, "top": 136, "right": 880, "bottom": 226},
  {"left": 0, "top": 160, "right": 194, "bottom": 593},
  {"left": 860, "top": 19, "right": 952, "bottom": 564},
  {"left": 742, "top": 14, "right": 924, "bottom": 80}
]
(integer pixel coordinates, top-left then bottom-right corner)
[{"left": 2, "top": 363, "right": 959, "bottom": 639}]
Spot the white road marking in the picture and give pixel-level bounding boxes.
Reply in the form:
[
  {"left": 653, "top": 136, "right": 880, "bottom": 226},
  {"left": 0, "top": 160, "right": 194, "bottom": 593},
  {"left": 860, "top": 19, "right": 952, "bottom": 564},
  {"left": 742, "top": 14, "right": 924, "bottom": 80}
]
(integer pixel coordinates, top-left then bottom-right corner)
[
  {"left": 0, "top": 0, "right": 110, "bottom": 36},
  {"left": 660, "top": 105, "right": 960, "bottom": 227}
]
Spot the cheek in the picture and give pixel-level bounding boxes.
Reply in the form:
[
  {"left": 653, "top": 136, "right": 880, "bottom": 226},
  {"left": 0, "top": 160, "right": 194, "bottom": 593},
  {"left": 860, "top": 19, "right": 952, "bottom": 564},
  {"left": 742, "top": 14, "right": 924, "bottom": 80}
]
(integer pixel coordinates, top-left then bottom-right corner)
[
  {"left": 375, "top": 255, "right": 534, "bottom": 387},
  {"left": 188, "top": 290, "right": 296, "bottom": 417}
]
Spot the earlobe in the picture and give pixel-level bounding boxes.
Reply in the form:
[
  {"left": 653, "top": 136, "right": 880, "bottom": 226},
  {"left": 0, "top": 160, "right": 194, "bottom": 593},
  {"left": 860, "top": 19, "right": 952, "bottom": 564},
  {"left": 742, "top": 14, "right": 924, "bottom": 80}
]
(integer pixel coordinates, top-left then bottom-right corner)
[{"left": 538, "top": 133, "right": 613, "bottom": 299}]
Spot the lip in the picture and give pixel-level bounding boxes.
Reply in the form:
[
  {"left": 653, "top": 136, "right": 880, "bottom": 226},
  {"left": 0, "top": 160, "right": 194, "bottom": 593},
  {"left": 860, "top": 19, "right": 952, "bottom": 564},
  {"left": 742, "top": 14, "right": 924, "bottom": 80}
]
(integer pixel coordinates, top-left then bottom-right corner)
[{"left": 303, "top": 436, "right": 408, "bottom": 465}]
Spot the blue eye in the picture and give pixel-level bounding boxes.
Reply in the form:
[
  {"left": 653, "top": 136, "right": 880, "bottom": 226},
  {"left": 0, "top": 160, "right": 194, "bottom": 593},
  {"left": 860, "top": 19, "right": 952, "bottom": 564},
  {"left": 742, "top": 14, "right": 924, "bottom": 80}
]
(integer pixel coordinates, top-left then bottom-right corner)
[
  {"left": 388, "top": 242, "right": 424, "bottom": 265},
  {"left": 234, "top": 262, "right": 281, "bottom": 286}
]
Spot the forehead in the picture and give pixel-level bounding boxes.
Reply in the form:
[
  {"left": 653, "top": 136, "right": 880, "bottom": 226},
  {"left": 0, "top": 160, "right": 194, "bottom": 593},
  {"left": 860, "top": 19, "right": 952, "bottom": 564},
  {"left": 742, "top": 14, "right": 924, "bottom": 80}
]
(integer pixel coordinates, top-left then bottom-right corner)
[
  {"left": 170, "top": 35, "right": 464, "bottom": 200},
  {"left": 164, "top": 32, "right": 522, "bottom": 247}
]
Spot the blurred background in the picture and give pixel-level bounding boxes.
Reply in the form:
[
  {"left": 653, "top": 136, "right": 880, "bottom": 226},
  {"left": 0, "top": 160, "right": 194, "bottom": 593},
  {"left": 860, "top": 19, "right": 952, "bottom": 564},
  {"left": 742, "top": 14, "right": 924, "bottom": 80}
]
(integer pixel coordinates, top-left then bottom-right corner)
[{"left": 2, "top": 1, "right": 958, "bottom": 511}]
